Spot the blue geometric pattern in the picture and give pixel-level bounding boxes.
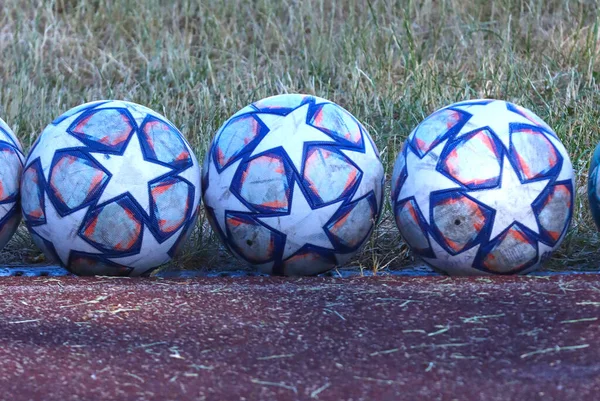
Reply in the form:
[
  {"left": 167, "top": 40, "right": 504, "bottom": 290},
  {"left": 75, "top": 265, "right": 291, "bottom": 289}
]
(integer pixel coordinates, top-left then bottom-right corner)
[
  {"left": 21, "top": 100, "right": 202, "bottom": 276},
  {"left": 203, "top": 94, "right": 384, "bottom": 276},
  {"left": 588, "top": 142, "right": 600, "bottom": 231},
  {"left": 0, "top": 118, "right": 24, "bottom": 251},
  {"left": 48, "top": 150, "right": 109, "bottom": 214},
  {"left": 21, "top": 161, "right": 46, "bottom": 224},
  {"left": 392, "top": 99, "right": 574, "bottom": 275},
  {"left": 68, "top": 108, "right": 135, "bottom": 152}
]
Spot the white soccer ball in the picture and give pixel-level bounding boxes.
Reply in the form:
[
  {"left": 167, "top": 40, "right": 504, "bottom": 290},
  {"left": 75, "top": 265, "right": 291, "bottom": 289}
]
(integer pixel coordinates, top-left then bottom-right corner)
[
  {"left": 0, "top": 118, "right": 24, "bottom": 249},
  {"left": 203, "top": 94, "right": 384, "bottom": 275},
  {"left": 21, "top": 101, "right": 201, "bottom": 276},
  {"left": 391, "top": 99, "right": 574, "bottom": 275}
]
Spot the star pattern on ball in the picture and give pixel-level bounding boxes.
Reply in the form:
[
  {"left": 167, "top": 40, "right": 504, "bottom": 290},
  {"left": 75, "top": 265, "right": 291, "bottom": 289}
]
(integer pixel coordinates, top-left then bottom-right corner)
[
  {"left": 252, "top": 103, "right": 336, "bottom": 173},
  {"left": 123, "top": 102, "right": 153, "bottom": 126},
  {"left": 537, "top": 242, "right": 555, "bottom": 265},
  {"left": 467, "top": 156, "right": 549, "bottom": 240},
  {"left": 178, "top": 163, "right": 202, "bottom": 211},
  {"left": 397, "top": 141, "right": 462, "bottom": 225},
  {"left": 547, "top": 135, "right": 574, "bottom": 182},
  {"left": 454, "top": 101, "right": 535, "bottom": 149},
  {"left": 422, "top": 236, "right": 481, "bottom": 276},
  {"left": 90, "top": 132, "right": 173, "bottom": 215},
  {"left": 0, "top": 202, "right": 15, "bottom": 223},
  {"left": 32, "top": 194, "right": 100, "bottom": 265},
  {"left": 110, "top": 101, "right": 165, "bottom": 128},
  {"left": 203, "top": 158, "right": 250, "bottom": 235},
  {"left": 0, "top": 125, "right": 21, "bottom": 152},
  {"left": 259, "top": 182, "right": 342, "bottom": 259},
  {"left": 109, "top": 225, "right": 182, "bottom": 275},
  {"left": 341, "top": 136, "right": 384, "bottom": 206},
  {"left": 30, "top": 129, "right": 87, "bottom": 180}
]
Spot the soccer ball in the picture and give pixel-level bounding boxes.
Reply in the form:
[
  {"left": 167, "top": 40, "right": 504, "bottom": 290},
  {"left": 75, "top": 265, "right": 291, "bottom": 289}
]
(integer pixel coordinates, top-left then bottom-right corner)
[
  {"left": 203, "top": 94, "right": 384, "bottom": 276},
  {"left": 0, "top": 118, "right": 25, "bottom": 249},
  {"left": 21, "top": 100, "right": 201, "bottom": 276},
  {"left": 391, "top": 99, "right": 574, "bottom": 275},
  {"left": 588, "top": 144, "right": 600, "bottom": 229}
]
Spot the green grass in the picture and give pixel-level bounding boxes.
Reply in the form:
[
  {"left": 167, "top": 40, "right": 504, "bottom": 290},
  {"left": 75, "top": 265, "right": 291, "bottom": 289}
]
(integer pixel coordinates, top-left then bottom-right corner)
[{"left": 1, "top": 0, "right": 600, "bottom": 271}]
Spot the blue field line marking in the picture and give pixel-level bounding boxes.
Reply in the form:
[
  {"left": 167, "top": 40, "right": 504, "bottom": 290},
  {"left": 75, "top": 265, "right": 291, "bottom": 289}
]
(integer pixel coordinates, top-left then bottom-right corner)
[{"left": 0, "top": 266, "right": 72, "bottom": 277}]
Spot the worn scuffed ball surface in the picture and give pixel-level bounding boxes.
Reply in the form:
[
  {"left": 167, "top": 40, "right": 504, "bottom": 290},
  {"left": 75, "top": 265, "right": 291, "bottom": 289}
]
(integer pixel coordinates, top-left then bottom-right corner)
[
  {"left": 203, "top": 94, "right": 384, "bottom": 276},
  {"left": 21, "top": 101, "right": 201, "bottom": 276},
  {"left": 391, "top": 99, "right": 574, "bottom": 275},
  {"left": 0, "top": 118, "right": 24, "bottom": 250}
]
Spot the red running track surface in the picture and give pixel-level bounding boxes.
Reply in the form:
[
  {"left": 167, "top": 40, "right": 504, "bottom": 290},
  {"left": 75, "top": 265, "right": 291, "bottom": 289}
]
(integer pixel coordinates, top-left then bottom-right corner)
[{"left": 0, "top": 275, "right": 599, "bottom": 400}]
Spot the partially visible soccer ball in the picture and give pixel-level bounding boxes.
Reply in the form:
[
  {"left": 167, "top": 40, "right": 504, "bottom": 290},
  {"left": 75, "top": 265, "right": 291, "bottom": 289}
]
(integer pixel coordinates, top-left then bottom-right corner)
[
  {"left": 391, "top": 99, "right": 574, "bottom": 275},
  {"left": 21, "top": 101, "right": 201, "bottom": 276},
  {"left": 587, "top": 144, "right": 600, "bottom": 229},
  {"left": 203, "top": 94, "right": 384, "bottom": 276},
  {"left": 0, "top": 118, "right": 24, "bottom": 249}
]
